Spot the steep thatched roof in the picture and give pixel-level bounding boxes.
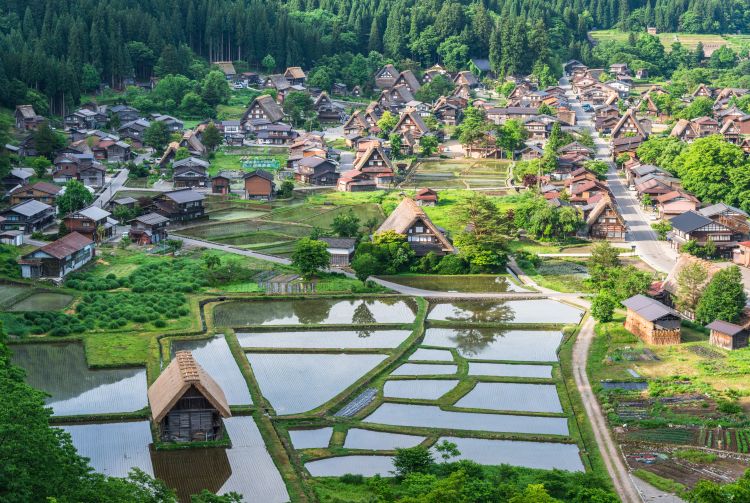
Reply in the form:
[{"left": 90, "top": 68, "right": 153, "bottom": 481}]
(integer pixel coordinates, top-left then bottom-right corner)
[{"left": 376, "top": 198, "right": 454, "bottom": 253}]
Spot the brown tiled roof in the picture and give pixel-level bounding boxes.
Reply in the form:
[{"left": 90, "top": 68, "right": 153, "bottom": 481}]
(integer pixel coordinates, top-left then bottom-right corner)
[
  {"left": 34, "top": 232, "right": 93, "bottom": 260},
  {"left": 148, "top": 351, "right": 231, "bottom": 423},
  {"left": 10, "top": 181, "right": 62, "bottom": 196}
]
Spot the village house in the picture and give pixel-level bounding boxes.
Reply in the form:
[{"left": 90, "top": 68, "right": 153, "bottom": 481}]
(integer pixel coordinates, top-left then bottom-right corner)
[
  {"left": 109, "top": 196, "right": 137, "bottom": 213},
  {"left": 486, "top": 107, "right": 539, "bottom": 125},
  {"left": 52, "top": 153, "right": 106, "bottom": 188},
  {"left": 581, "top": 196, "right": 626, "bottom": 240},
  {"left": 314, "top": 92, "right": 343, "bottom": 122},
  {"left": 129, "top": 212, "right": 170, "bottom": 245},
  {"left": 148, "top": 350, "right": 231, "bottom": 443},
  {"left": 393, "top": 70, "right": 422, "bottom": 94},
  {"left": 295, "top": 156, "right": 339, "bottom": 186},
  {"left": 669, "top": 210, "right": 734, "bottom": 255},
  {"left": 63, "top": 206, "right": 117, "bottom": 242},
  {"left": 15, "top": 105, "right": 44, "bottom": 130},
  {"left": 151, "top": 114, "right": 184, "bottom": 132},
  {"left": 211, "top": 172, "right": 232, "bottom": 195},
  {"left": 118, "top": 118, "right": 150, "bottom": 146},
  {"left": 64, "top": 108, "right": 108, "bottom": 130},
  {"left": 337, "top": 145, "right": 394, "bottom": 191},
  {"left": 698, "top": 203, "right": 750, "bottom": 241},
  {"left": 343, "top": 111, "right": 370, "bottom": 136},
  {"left": 611, "top": 109, "right": 648, "bottom": 139},
  {"left": 454, "top": 71, "right": 480, "bottom": 89},
  {"left": 2, "top": 168, "right": 34, "bottom": 192},
  {"left": 153, "top": 189, "right": 205, "bottom": 222},
  {"left": 611, "top": 136, "right": 644, "bottom": 160},
  {"left": 655, "top": 191, "right": 699, "bottom": 219},
  {"left": 243, "top": 169, "right": 275, "bottom": 200},
  {"left": 707, "top": 320, "right": 748, "bottom": 350},
  {"left": 0, "top": 200, "right": 55, "bottom": 233},
  {"left": 393, "top": 110, "right": 429, "bottom": 140},
  {"left": 108, "top": 105, "right": 140, "bottom": 123},
  {"left": 9, "top": 182, "right": 62, "bottom": 206},
  {"left": 0, "top": 230, "right": 23, "bottom": 246},
  {"left": 213, "top": 61, "right": 236, "bottom": 80},
  {"left": 732, "top": 241, "right": 750, "bottom": 267},
  {"left": 256, "top": 123, "right": 298, "bottom": 145},
  {"left": 415, "top": 187, "right": 439, "bottom": 206},
  {"left": 284, "top": 67, "right": 307, "bottom": 86},
  {"left": 94, "top": 139, "right": 131, "bottom": 162},
  {"left": 432, "top": 97, "right": 463, "bottom": 126},
  {"left": 622, "top": 294, "right": 681, "bottom": 345},
  {"left": 180, "top": 130, "right": 207, "bottom": 156},
  {"left": 376, "top": 198, "right": 454, "bottom": 256},
  {"left": 378, "top": 85, "right": 415, "bottom": 112},
  {"left": 172, "top": 157, "right": 210, "bottom": 188},
  {"left": 375, "top": 64, "right": 399, "bottom": 90},
  {"left": 18, "top": 232, "right": 95, "bottom": 279},
  {"left": 319, "top": 237, "right": 356, "bottom": 267}
]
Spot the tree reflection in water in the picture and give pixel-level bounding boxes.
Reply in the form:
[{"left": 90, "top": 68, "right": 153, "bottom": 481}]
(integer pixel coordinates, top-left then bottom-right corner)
[
  {"left": 353, "top": 302, "right": 376, "bottom": 338},
  {"left": 292, "top": 299, "right": 334, "bottom": 325},
  {"left": 437, "top": 301, "right": 515, "bottom": 356}
]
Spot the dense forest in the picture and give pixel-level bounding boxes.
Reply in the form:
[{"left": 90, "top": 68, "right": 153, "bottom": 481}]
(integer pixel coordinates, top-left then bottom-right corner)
[{"left": 0, "top": 0, "right": 746, "bottom": 115}]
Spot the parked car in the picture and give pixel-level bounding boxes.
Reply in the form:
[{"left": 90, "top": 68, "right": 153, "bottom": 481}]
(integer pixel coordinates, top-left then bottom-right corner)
[{"left": 581, "top": 103, "right": 593, "bottom": 112}]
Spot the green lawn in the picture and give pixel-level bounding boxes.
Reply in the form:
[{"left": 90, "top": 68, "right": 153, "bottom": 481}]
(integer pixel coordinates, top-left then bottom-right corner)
[{"left": 209, "top": 149, "right": 287, "bottom": 177}]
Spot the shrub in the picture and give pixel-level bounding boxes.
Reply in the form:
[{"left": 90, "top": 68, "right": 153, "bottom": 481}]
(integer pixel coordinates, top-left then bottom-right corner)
[
  {"left": 153, "top": 319, "right": 167, "bottom": 328},
  {"left": 435, "top": 255, "right": 469, "bottom": 275},
  {"left": 338, "top": 474, "right": 364, "bottom": 485}
]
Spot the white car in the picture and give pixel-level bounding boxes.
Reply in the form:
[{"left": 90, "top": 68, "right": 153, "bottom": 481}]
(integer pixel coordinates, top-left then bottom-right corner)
[{"left": 233, "top": 83, "right": 245, "bottom": 90}]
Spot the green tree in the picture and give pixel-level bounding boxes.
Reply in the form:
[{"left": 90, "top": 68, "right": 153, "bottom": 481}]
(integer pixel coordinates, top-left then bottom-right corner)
[
  {"left": 393, "top": 446, "right": 434, "bottom": 478},
  {"left": 57, "top": 180, "right": 93, "bottom": 215},
  {"left": 415, "top": 74, "right": 455, "bottom": 103},
  {"left": 696, "top": 266, "right": 747, "bottom": 325},
  {"left": 377, "top": 111, "right": 398, "bottom": 137},
  {"left": 437, "top": 36, "right": 470, "bottom": 73},
  {"left": 591, "top": 291, "right": 618, "bottom": 322},
  {"left": 331, "top": 209, "right": 361, "bottom": 237},
  {"left": 583, "top": 160, "right": 610, "bottom": 179},
  {"left": 33, "top": 122, "right": 66, "bottom": 160},
  {"left": 678, "top": 96, "right": 714, "bottom": 120},
  {"left": 144, "top": 121, "right": 170, "bottom": 151},
  {"left": 456, "top": 107, "right": 489, "bottom": 146},
  {"left": 674, "top": 261, "right": 709, "bottom": 315},
  {"left": 28, "top": 156, "right": 52, "bottom": 178},
  {"left": 537, "top": 103, "right": 554, "bottom": 116},
  {"left": 589, "top": 241, "right": 622, "bottom": 284},
  {"left": 389, "top": 133, "right": 402, "bottom": 158},
  {"left": 636, "top": 136, "right": 686, "bottom": 173},
  {"left": 277, "top": 180, "right": 294, "bottom": 198},
  {"left": 262, "top": 54, "right": 276, "bottom": 74},
  {"left": 497, "top": 119, "right": 528, "bottom": 156},
  {"left": 351, "top": 252, "right": 379, "bottom": 283},
  {"left": 202, "top": 122, "right": 222, "bottom": 152},
  {"left": 81, "top": 63, "right": 101, "bottom": 92},
  {"left": 291, "top": 238, "right": 330, "bottom": 279},
  {"left": 420, "top": 135, "right": 439, "bottom": 156},
  {"left": 201, "top": 70, "right": 230, "bottom": 107}
]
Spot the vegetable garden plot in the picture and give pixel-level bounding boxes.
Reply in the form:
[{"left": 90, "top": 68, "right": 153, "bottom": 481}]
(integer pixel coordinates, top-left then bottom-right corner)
[
  {"left": 390, "top": 363, "right": 458, "bottom": 376},
  {"left": 427, "top": 299, "right": 583, "bottom": 324},
  {"left": 11, "top": 342, "right": 148, "bottom": 416},
  {"left": 8, "top": 292, "right": 73, "bottom": 311},
  {"left": 62, "top": 421, "right": 154, "bottom": 477},
  {"left": 383, "top": 379, "right": 459, "bottom": 400},
  {"left": 219, "top": 417, "right": 290, "bottom": 502},
  {"left": 423, "top": 329, "right": 563, "bottom": 362},
  {"left": 455, "top": 383, "right": 564, "bottom": 413},
  {"left": 172, "top": 335, "right": 252, "bottom": 405},
  {"left": 289, "top": 428, "right": 333, "bottom": 449},
  {"left": 437, "top": 437, "right": 584, "bottom": 472},
  {"left": 468, "top": 362, "right": 553, "bottom": 378},
  {"left": 247, "top": 353, "right": 387, "bottom": 414},
  {"left": 409, "top": 348, "right": 454, "bottom": 361},
  {"left": 305, "top": 455, "right": 396, "bottom": 477},
  {"left": 236, "top": 329, "right": 412, "bottom": 349},
  {"left": 344, "top": 429, "right": 426, "bottom": 450},
  {"left": 214, "top": 298, "right": 418, "bottom": 326},
  {"left": 364, "top": 403, "right": 570, "bottom": 436}
]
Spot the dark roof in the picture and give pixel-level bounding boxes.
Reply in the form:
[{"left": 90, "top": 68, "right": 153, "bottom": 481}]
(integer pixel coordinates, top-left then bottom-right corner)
[
  {"left": 243, "top": 169, "right": 274, "bottom": 181},
  {"left": 706, "top": 320, "right": 745, "bottom": 336},
  {"left": 10, "top": 181, "right": 61, "bottom": 196},
  {"left": 471, "top": 58, "right": 491, "bottom": 72},
  {"left": 162, "top": 188, "right": 205, "bottom": 204},
  {"left": 6, "top": 199, "right": 52, "bottom": 217},
  {"left": 34, "top": 232, "right": 93, "bottom": 260},
  {"left": 621, "top": 294, "right": 679, "bottom": 321},
  {"left": 319, "top": 237, "right": 357, "bottom": 249},
  {"left": 132, "top": 212, "right": 170, "bottom": 225},
  {"left": 670, "top": 210, "right": 715, "bottom": 233}
]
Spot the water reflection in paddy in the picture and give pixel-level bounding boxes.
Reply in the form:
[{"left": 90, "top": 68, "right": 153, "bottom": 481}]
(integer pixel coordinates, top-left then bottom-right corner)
[
  {"left": 289, "top": 428, "right": 333, "bottom": 449},
  {"left": 409, "top": 348, "right": 454, "bottom": 361},
  {"left": 364, "top": 403, "right": 569, "bottom": 436},
  {"left": 469, "top": 362, "right": 553, "bottom": 378},
  {"left": 423, "top": 328, "right": 563, "bottom": 361},
  {"left": 247, "top": 353, "right": 387, "bottom": 414},
  {"left": 11, "top": 342, "right": 147, "bottom": 416},
  {"left": 344, "top": 429, "right": 426, "bottom": 450},
  {"left": 61, "top": 421, "right": 153, "bottom": 477},
  {"left": 391, "top": 363, "right": 458, "bottom": 376},
  {"left": 236, "top": 329, "right": 412, "bottom": 349},
  {"left": 455, "top": 382, "right": 563, "bottom": 413},
  {"left": 306, "top": 455, "right": 395, "bottom": 477},
  {"left": 172, "top": 334, "right": 252, "bottom": 405},
  {"left": 437, "top": 436, "right": 584, "bottom": 472},
  {"left": 383, "top": 379, "right": 458, "bottom": 400},
  {"left": 214, "top": 298, "right": 417, "bottom": 326},
  {"left": 427, "top": 299, "right": 583, "bottom": 324}
]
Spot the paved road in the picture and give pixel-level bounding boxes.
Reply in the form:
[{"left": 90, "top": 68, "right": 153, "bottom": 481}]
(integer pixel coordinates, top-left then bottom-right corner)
[
  {"left": 94, "top": 168, "right": 129, "bottom": 209},
  {"left": 574, "top": 316, "right": 642, "bottom": 503},
  {"left": 561, "top": 79, "right": 678, "bottom": 274}
]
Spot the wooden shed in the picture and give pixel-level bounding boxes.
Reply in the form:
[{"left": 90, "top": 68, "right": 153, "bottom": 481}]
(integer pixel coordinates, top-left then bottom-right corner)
[
  {"left": 706, "top": 320, "right": 749, "bottom": 350},
  {"left": 622, "top": 294, "right": 681, "bottom": 345},
  {"left": 148, "top": 351, "right": 231, "bottom": 443}
]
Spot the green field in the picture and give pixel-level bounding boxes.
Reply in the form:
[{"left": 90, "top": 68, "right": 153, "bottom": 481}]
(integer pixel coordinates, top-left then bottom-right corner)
[
  {"left": 403, "top": 159, "right": 511, "bottom": 190},
  {"left": 589, "top": 30, "right": 750, "bottom": 52}
]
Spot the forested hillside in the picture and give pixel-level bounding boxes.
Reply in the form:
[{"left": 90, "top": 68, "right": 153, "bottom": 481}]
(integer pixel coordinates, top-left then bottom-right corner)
[{"left": 0, "top": 0, "right": 744, "bottom": 115}]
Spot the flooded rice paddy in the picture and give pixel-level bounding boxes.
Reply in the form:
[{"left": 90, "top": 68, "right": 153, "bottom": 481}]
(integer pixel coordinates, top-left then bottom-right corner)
[
  {"left": 208, "top": 209, "right": 268, "bottom": 221},
  {"left": 364, "top": 403, "right": 570, "bottom": 436},
  {"left": 427, "top": 299, "right": 583, "bottom": 324},
  {"left": 455, "top": 383, "right": 564, "bottom": 413},
  {"left": 0, "top": 284, "right": 29, "bottom": 305},
  {"left": 289, "top": 428, "right": 333, "bottom": 449},
  {"left": 171, "top": 335, "right": 252, "bottom": 405},
  {"left": 236, "top": 329, "right": 412, "bottom": 349},
  {"left": 8, "top": 291, "right": 73, "bottom": 311},
  {"left": 468, "top": 362, "right": 554, "bottom": 378},
  {"left": 214, "top": 298, "right": 417, "bottom": 326},
  {"left": 383, "top": 379, "right": 459, "bottom": 400},
  {"left": 344, "top": 429, "right": 426, "bottom": 450},
  {"left": 61, "top": 421, "right": 154, "bottom": 477},
  {"left": 409, "top": 348, "right": 454, "bottom": 361},
  {"left": 438, "top": 437, "right": 584, "bottom": 472},
  {"left": 422, "top": 328, "right": 564, "bottom": 361},
  {"left": 11, "top": 342, "right": 147, "bottom": 416},
  {"left": 377, "top": 275, "right": 528, "bottom": 293},
  {"left": 247, "top": 353, "right": 387, "bottom": 414},
  {"left": 390, "top": 363, "right": 458, "bottom": 376},
  {"left": 305, "top": 455, "right": 395, "bottom": 477}
]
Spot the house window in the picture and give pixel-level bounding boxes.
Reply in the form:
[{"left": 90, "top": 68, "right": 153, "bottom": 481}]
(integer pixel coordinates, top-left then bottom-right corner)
[{"left": 415, "top": 226, "right": 424, "bottom": 233}]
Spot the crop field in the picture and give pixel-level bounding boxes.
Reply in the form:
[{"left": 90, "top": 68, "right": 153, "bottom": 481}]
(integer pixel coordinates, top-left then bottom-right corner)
[
  {"left": 8, "top": 292, "right": 73, "bottom": 311},
  {"left": 0, "top": 284, "right": 30, "bottom": 306},
  {"left": 589, "top": 30, "right": 747, "bottom": 52},
  {"left": 403, "top": 159, "right": 511, "bottom": 190}
]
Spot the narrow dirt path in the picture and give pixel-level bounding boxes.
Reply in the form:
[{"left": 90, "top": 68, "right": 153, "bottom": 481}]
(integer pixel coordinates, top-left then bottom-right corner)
[{"left": 574, "top": 316, "right": 642, "bottom": 503}]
